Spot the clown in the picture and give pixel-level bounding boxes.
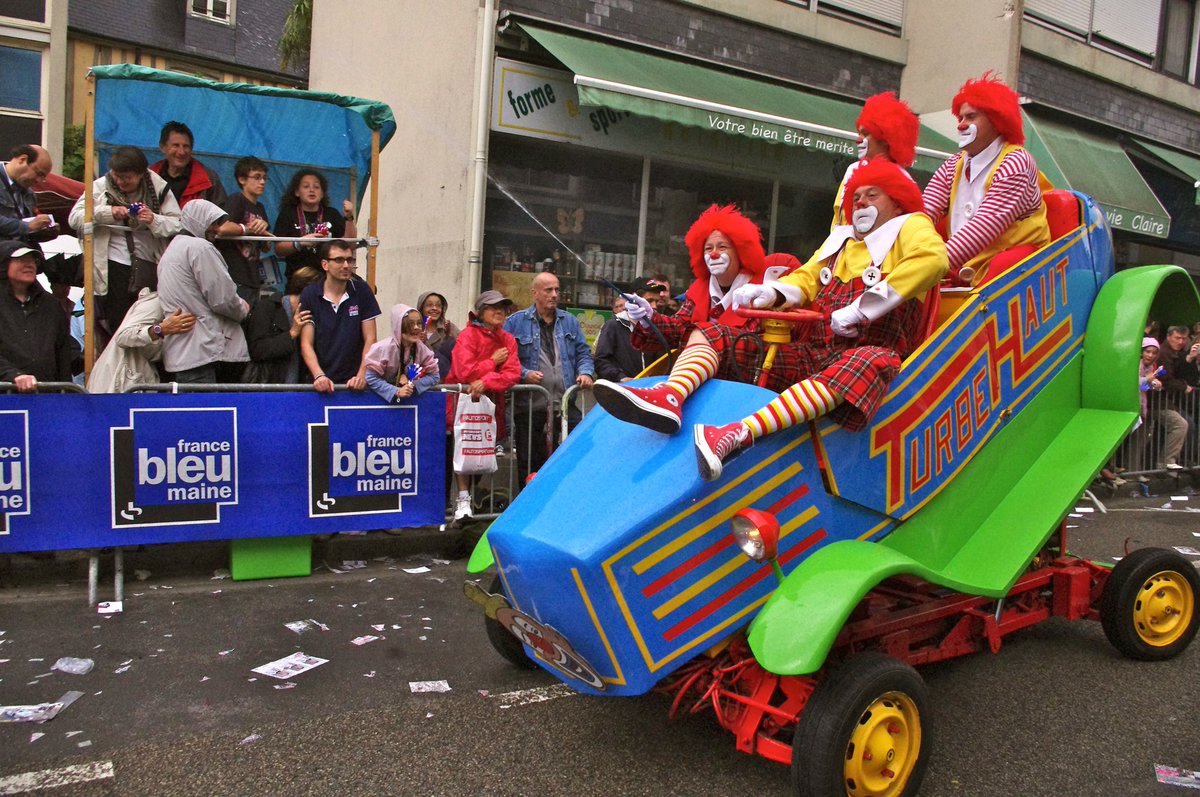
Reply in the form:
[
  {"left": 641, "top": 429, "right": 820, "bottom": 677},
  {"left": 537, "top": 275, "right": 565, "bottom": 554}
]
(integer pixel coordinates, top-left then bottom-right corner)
[
  {"left": 831, "top": 91, "right": 920, "bottom": 229},
  {"left": 593, "top": 204, "right": 768, "bottom": 423},
  {"left": 922, "top": 72, "right": 1050, "bottom": 287},
  {"left": 596, "top": 161, "right": 948, "bottom": 481}
]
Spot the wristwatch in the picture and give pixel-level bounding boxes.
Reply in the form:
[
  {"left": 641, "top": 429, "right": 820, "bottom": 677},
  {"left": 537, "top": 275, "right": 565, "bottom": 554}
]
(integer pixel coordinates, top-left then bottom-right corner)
[{"left": 151, "top": 323, "right": 163, "bottom": 339}]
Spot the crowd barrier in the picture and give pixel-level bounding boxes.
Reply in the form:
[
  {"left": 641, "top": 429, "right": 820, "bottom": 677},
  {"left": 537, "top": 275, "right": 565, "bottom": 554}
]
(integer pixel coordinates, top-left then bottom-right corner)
[{"left": 1110, "top": 391, "right": 1200, "bottom": 479}]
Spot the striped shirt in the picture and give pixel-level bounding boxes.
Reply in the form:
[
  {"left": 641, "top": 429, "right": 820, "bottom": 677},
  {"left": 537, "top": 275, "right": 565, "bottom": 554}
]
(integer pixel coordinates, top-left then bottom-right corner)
[{"left": 922, "top": 147, "right": 1043, "bottom": 269}]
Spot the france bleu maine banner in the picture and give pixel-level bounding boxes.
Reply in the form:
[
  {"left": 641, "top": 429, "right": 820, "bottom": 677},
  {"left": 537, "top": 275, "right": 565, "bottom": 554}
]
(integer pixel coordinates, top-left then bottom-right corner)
[{"left": 0, "top": 391, "right": 446, "bottom": 552}]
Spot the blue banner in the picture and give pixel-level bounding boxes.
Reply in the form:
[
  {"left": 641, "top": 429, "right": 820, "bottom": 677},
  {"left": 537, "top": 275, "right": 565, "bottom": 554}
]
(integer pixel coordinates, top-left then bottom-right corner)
[{"left": 0, "top": 391, "right": 446, "bottom": 553}]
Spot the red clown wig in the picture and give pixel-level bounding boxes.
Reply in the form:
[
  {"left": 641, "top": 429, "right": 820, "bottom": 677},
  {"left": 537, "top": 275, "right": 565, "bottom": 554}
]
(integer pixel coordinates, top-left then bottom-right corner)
[
  {"left": 952, "top": 71, "right": 1024, "bottom": 146},
  {"left": 856, "top": 92, "right": 919, "bottom": 168},
  {"left": 841, "top": 159, "right": 925, "bottom": 221},
  {"left": 684, "top": 204, "right": 766, "bottom": 280}
]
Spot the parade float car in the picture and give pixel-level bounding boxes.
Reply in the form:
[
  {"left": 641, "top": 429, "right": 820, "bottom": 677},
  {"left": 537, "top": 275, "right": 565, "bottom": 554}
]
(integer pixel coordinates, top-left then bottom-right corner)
[{"left": 464, "top": 189, "right": 1200, "bottom": 796}]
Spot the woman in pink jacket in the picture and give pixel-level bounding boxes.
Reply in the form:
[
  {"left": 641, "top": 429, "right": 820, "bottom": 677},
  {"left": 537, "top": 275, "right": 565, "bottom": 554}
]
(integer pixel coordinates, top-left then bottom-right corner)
[{"left": 444, "top": 290, "right": 521, "bottom": 521}]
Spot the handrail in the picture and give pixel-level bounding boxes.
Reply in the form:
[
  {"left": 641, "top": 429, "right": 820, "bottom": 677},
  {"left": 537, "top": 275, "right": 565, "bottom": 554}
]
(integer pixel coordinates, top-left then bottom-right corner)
[{"left": 0, "top": 382, "right": 87, "bottom": 394}]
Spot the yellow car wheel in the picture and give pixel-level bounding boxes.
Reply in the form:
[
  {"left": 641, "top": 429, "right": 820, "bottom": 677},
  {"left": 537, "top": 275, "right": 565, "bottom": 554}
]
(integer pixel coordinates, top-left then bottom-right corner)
[
  {"left": 1101, "top": 547, "right": 1200, "bottom": 661},
  {"left": 792, "top": 653, "right": 928, "bottom": 797}
]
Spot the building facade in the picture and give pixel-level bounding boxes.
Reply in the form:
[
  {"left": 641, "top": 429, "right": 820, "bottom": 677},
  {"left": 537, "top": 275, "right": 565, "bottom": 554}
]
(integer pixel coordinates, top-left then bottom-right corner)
[
  {"left": 307, "top": 0, "right": 1200, "bottom": 328},
  {"left": 0, "top": 0, "right": 308, "bottom": 170}
]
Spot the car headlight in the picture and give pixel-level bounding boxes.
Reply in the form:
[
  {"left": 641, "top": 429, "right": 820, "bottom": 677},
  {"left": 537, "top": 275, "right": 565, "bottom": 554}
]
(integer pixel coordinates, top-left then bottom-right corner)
[{"left": 731, "top": 508, "right": 779, "bottom": 562}]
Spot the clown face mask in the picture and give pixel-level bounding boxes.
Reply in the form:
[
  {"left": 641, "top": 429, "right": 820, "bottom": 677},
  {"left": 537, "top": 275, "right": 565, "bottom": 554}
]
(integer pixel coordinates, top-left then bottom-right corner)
[{"left": 704, "top": 230, "right": 739, "bottom": 279}]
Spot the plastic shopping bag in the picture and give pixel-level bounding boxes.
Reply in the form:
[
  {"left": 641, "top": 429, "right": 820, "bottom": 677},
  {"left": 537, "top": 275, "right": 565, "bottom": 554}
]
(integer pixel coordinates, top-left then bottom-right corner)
[{"left": 453, "top": 392, "right": 498, "bottom": 475}]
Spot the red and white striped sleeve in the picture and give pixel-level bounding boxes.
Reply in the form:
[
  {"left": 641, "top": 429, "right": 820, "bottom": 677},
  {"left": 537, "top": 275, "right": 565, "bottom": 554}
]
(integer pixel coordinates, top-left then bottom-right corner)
[
  {"left": 921, "top": 154, "right": 959, "bottom": 225},
  {"left": 945, "top": 149, "right": 1043, "bottom": 270}
]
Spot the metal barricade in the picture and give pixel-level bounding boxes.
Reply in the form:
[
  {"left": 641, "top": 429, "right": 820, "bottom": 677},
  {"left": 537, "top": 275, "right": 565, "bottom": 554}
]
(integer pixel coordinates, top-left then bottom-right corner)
[
  {"left": 0, "top": 382, "right": 86, "bottom": 394},
  {"left": 560, "top": 383, "right": 596, "bottom": 443},
  {"left": 437, "top": 383, "right": 553, "bottom": 524},
  {"left": 1110, "top": 389, "right": 1200, "bottom": 481}
]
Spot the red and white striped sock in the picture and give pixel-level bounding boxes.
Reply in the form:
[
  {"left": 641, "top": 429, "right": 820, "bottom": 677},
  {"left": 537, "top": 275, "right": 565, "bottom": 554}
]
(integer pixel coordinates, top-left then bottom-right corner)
[
  {"left": 665, "top": 345, "right": 719, "bottom": 400},
  {"left": 744, "top": 379, "right": 841, "bottom": 440}
]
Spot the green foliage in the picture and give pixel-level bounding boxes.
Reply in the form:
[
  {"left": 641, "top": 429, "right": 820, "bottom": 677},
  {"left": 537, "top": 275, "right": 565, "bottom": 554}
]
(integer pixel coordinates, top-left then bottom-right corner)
[
  {"left": 278, "top": 0, "right": 312, "bottom": 72},
  {"left": 61, "top": 124, "right": 85, "bottom": 182}
]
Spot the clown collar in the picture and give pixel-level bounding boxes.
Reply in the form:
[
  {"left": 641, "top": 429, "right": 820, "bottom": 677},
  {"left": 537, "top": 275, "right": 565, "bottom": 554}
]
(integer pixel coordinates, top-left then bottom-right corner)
[{"left": 817, "top": 213, "right": 914, "bottom": 268}]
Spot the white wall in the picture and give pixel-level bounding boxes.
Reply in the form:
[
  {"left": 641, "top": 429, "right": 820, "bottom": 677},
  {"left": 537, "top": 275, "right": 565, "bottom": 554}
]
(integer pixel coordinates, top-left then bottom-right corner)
[
  {"left": 309, "top": 0, "right": 487, "bottom": 330},
  {"left": 900, "top": 0, "right": 1022, "bottom": 118}
]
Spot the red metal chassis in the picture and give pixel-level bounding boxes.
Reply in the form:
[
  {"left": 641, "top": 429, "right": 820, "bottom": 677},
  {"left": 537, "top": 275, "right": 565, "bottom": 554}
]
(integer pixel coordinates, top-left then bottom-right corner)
[{"left": 654, "top": 530, "right": 1111, "bottom": 765}]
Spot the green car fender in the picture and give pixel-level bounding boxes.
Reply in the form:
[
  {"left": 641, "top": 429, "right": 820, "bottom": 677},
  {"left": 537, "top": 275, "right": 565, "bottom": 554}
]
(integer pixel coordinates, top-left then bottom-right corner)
[
  {"left": 467, "top": 527, "right": 494, "bottom": 573},
  {"left": 746, "top": 265, "right": 1194, "bottom": 677}
]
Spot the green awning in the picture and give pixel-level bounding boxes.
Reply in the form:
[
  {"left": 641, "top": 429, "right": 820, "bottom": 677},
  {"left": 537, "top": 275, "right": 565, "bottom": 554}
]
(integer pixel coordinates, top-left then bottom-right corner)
[
  {"left": 1023, "top": 110, "right": 1171, "bottom": 238},
  {"left": 519, "top": 23, "right": 954, "bottom": 172},
  {"left": 1127, "top": 139, "right": 1200, "bottom": 206}
]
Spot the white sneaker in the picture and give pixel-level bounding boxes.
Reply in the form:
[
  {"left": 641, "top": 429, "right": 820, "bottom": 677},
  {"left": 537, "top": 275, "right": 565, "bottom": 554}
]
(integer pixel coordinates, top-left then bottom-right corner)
[
  {"left": 454, "top": 494, "right": 473, "bottom": 521},
  {"left": 1166, "top": 463, "right": 1184, "bottom": 471}
]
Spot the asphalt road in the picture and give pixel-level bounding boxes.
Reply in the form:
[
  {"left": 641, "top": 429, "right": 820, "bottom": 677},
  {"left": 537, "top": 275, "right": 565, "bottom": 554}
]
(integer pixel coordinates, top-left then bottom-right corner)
[{"left": 0, "top": 491, "right": 1198, "bottom": 797}]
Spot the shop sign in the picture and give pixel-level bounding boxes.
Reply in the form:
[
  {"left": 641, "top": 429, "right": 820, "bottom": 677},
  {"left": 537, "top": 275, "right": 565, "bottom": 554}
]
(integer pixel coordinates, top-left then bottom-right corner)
[{"left": 493, "top": 58, "right": 856, "bottom": 162}]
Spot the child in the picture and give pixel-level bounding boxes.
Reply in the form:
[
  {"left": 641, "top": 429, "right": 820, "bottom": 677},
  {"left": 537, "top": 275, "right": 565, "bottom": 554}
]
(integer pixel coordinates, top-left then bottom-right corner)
[
  {"left": 219, "top": 156, "right": 273, "bottom": 304},
  {"left": 364, "top": 304, "right": 440, "bottom": 403},
  {"left": 272, "top": 168, "right": 357, "bottom": 278}
]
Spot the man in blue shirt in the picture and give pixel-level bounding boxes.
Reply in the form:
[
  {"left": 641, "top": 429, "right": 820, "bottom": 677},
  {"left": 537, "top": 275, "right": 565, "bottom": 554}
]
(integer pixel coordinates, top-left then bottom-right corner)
[
  {"left": 298, "top": 241, "right": 379, "bottom": 392},
  {"left": 504, "top": 271, "right": 594, "bottom": 481}
]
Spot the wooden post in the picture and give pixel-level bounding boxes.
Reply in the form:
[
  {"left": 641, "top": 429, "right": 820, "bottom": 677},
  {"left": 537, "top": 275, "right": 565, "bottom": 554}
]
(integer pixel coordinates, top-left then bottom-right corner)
[
  {"left": 82, "top": 73, "right": 96, "bottom": 377},
  {"left": 367, "top": 128, "right": 380, "bottom": 289}
]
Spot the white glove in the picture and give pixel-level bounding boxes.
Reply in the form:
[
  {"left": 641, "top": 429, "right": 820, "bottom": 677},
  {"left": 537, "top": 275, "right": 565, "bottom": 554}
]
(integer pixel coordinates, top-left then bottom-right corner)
[
  {"left": 830, "top": 304, "right": 867, "bottom": 338},
  {"left": 731, "top": 284, "right": 778, "bottom": 309},
  {"left": 622, "top": 293, "right": 654, "bottom": 325}
]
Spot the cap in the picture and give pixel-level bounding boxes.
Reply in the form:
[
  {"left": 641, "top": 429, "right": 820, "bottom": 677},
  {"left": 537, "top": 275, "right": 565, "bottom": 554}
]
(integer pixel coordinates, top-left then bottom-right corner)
[
  {"left": 1143, "top": 337, "right": 1161, "bottom": 350},
  {"left": 7, "top": 247, "right": 36, "bottom": 259},
  {"left": 628, "top": 277, "right": 667, "bottom": 296},
  {"left": 474, "top": 290, "right": 514, "bottom": 313}
]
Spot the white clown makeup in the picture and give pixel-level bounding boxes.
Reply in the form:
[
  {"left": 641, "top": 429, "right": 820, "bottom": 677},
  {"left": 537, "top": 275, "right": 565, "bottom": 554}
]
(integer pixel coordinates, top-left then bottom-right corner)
[
  {"left": 703, "top": 230, "right": 740, "bottom": 280},
  {"left": 856, "top": 136, "right": 869, "bottom": 160},
  {"left": 852, "top": 206, "right": 879, "bottom": 234},
  {"left": 956, "top": 123, "right": 978, "bottom": 149}
]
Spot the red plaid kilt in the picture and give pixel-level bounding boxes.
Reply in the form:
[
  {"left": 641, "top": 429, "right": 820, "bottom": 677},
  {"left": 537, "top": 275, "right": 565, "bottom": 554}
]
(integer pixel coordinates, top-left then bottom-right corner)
[{"left": 694, "top": 276, "right": 923, "bottom": 431}]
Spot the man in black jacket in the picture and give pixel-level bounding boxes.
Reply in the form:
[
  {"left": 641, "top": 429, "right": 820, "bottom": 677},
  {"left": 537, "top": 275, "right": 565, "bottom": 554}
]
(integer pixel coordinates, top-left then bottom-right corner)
[{"left": 0, "top": 240, "right": 77, "bottom": 391}]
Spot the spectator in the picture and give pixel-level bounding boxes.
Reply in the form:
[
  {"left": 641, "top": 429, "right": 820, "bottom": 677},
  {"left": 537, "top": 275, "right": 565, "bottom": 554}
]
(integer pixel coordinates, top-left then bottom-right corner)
[
  {"left": 504, "top": 272, "right": 595, "bottom": 481},
  {"left": 86, "top": 289, "right": 197, "bottom": 393},
  {"left": 364, "top": 303, "right": 440, "bottom": 403},
  {"left": 242, "top": 266, "right": 322, "bottom": 383},
  {"left": 298, "top": 240, "right": 380, "bottom": 393},
  {"left": 274, "top": 169, "right": 357, "bottom": 279},
  {"left": 157, "top": 200, "right": 250, "bottom": 384},
  {"left": 922, "top": 72, "right": 1050, "bottom": 287},
  {"left": 832, "top": 92, "right": 920, "bottom": 229},
  {"left": 1125, "top": 336, "right": 1164, "bottom": 475},
  {"left": 445, "top": 290, "right": 521, "bottom": 521},
  {"left": 150, "top": 121, "right": 228, "bottom": 209},
  {"left": 594, "top": 277, "right": 669, "bottom": 382},
  {"left": 0, "top": 241, "right": 77, "bottom": 391},
  {"left": 0, "top": 144, "right": 54, "bottom": 243},
  {"left": 70, "top": 146, "right": 182, "bottom": 337},
  {"left": 416, "top": 290, "right": 459, "bottom": 379},
  {"left": 218, "top": 156, "right": 273, "bottom": 305},
  {"left": 1152, "top": 325, "right": 1192, "bottom": 470}
]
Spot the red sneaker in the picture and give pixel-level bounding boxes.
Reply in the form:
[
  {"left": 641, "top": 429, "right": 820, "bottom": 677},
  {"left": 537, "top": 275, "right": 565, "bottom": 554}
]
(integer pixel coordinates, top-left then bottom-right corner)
[
  {"left": 694, "top": 422, "right": 748, "bottom": 481},
  {"left": 593, "top": 380, "right": 684, "bottom": 434}
]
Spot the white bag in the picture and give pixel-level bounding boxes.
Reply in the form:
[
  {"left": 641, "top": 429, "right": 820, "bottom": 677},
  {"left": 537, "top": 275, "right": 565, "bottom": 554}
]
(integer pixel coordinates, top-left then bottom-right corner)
[{"left": 453, "top": 393, "right": 498, "bottom": 475}]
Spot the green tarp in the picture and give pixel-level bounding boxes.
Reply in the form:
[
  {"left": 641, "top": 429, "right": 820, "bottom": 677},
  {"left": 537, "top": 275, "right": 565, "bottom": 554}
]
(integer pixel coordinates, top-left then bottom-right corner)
[
  {"left": 520, "top": 23, "right": 953, "bottom": 172},
  {"left": 1024, "top": 109, "right": 1170, "bottom": 238}
]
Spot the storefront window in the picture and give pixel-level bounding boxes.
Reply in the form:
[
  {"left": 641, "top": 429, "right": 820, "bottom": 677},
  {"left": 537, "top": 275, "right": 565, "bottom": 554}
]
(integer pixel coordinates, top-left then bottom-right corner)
[
  {"left": 643, "top": 161, "right": 773, "bottom": 295},
  {"left": 486, "top": 133, "right": 643, "bottom": 310}
]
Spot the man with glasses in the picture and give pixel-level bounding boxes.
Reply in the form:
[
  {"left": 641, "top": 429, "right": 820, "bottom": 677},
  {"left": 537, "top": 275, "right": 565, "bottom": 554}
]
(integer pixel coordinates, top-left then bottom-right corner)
[
  {"left": 594, "top": 277, "right": 669, "bottom": 383},
  {"left": 0, "top": 144, "right": 55, "bottom": 244},
  {"left": 298, "top": 241, "right": 379, "bottom": 393}
]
